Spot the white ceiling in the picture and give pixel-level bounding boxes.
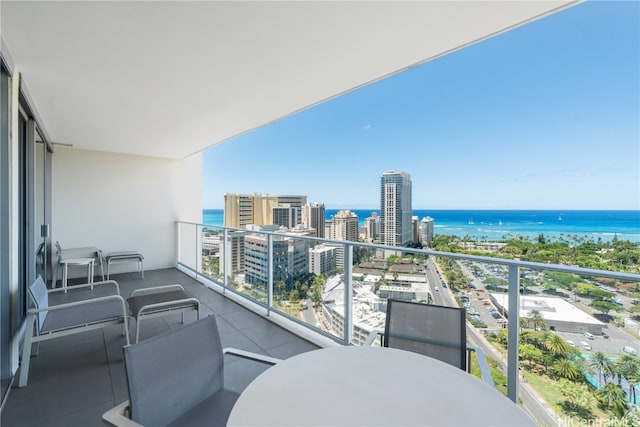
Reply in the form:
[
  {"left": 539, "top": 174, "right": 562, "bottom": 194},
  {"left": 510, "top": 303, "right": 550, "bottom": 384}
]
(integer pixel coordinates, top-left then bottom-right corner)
[{"left": 1, "top": 1, "right": 579, "bottom": 159}]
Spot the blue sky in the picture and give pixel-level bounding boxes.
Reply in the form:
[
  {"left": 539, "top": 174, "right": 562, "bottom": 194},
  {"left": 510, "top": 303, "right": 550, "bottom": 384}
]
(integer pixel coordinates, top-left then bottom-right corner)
[{"left": 203, "top": 1, "right": 640, "bottom": 210}]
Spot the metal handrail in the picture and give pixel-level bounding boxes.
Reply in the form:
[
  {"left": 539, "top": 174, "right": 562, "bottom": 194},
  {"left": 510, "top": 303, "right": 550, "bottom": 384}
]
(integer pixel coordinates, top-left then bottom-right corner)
[{"left": 177, "top": 220, "right": 640, "bottom": 404}]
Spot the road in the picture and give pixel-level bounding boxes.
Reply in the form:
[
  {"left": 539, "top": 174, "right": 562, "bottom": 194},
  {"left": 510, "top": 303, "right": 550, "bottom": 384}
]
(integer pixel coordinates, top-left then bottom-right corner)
[{"left": 426, "top": 257, "right": 560, "bottom": 427}]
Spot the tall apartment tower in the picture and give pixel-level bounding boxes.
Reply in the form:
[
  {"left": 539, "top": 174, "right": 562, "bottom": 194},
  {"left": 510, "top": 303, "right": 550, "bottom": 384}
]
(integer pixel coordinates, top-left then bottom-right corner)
[
  {"left": 302, "top": 202, "right": 325, "bottom": 238},
  {"left": 420, "top": 216, "right": 435, "bottom": 247},
  {"left": 310, "top": 202, "right": 325, "bottom": 238},
  {"left": 412, "top": 216, "right": 420, "bottom": 243},
  {"left": 380, "top": 170, "right": 412, "bottom": 247},
  {"left": 330, "top": 210, "right": 359, "bottom": 242},
  {"left": 364, "top": 212, "right": 380, "bottom": 241}
]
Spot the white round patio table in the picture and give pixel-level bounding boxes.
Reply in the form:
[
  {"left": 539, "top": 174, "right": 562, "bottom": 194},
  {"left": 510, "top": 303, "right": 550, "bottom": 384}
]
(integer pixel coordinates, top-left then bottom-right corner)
[{"left": 227, "top": 346, "right": 534, "bottom": 426}]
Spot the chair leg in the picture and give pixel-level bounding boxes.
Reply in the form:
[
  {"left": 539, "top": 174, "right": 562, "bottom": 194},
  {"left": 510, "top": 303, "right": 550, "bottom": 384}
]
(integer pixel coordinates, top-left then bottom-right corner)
[
  {"left": 123, "top": 315, "right": 131, "bottom": 346},
  {"left": 89, "top": 261, "right": 94, "bottom": 289},
  {"left": 18, "top": 313, "right": 37, "bottom": 387},
  {"left": 135, "top": 317, "right": 141, "bottom": 344},
  {"left": 99, "top": 260, "right": 105, "bottom": 281}
]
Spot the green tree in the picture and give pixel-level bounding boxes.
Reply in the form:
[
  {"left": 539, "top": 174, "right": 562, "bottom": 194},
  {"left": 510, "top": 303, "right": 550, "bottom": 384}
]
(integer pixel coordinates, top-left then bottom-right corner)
[
  {"left": 615, "top": 354, "right": 640, "bottom": 404},
  {"left": 545, "top": 333, "right": 569, "bottom": 357},
  {"left": 519, "top": 343, "right": 543, "bottom": 369},
  {"left": 588, "top": 351, "right": 614, "bottom": 385},
  {"left": 596, "top": 382, "right": 627, "bottom": 417},
  {"left": 289, "top": 289, "right": 300, "bottom": 308},
  {"left": 558, "top": 379, "right": 595, "bottom": 419},
  {"left": 527, "top": 309, "right": 546, "bottom": 331},
  {"left": 589, "top": 300, "right": 623, "bottom": 319},
  {"left": 550, "top": 359, "right": 581, "bottom": 380}
]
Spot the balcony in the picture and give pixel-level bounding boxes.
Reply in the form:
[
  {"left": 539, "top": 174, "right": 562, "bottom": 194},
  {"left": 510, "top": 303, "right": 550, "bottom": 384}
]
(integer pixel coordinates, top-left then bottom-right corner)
[
  {"left": 0, "top": 268, "right": 320, "bottom": 426},
  {"left": 2, "top": 223, "right": 639, "bottom": 426}
]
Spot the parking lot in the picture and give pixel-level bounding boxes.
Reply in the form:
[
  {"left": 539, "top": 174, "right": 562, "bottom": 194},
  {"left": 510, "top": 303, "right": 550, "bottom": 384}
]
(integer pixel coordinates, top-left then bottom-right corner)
[{"left": 457, "top": 260, "right": 640, "bottom": 356}]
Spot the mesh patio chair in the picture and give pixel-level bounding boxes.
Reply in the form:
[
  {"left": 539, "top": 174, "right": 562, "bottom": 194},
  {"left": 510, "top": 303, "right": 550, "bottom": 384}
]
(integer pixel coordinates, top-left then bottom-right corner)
[
  {"left": 19, "top": 276, "right": 130, "bottom": 387},
  {"left": 365, "top": 299, "right": 494, "bottom": 386},
  {"left": 102, "top": 315, "right": 281, "bottom": 427}
]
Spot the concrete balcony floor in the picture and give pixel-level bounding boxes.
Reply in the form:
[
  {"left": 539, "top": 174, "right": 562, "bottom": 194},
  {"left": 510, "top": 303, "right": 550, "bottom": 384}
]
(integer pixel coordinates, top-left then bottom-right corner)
[{"left": 1, "top": 268, "right": 319, "bottom": 427}]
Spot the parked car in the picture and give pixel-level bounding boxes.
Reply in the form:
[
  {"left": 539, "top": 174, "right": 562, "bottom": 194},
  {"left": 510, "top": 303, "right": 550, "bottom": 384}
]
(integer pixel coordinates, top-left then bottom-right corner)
[
  {"left": 583, "top": 332, "right": 594, "bottom": 340},
  {"left": 623, "top": 346, "right": 637, "bottom": 355},
  {"left": 566, "top": 340, "right": 576, "bottom": 347},
  {"left": 579, "top": 341, "right": 592, "bottom": 351}
]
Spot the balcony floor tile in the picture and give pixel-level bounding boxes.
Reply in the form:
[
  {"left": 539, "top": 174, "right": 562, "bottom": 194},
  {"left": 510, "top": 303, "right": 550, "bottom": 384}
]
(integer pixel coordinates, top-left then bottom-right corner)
[{"left": 1, "top": 268, "right": 319, "bottom": 427}]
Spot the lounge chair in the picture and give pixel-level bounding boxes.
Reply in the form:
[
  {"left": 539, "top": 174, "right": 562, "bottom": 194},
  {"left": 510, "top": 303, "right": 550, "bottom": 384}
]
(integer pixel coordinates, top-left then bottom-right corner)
[
  {"left": 102, "top": 315, "right": 281, "bottom": 427},
  {"left": 18, "top": 276, "right": 130, "bottom": 387}
]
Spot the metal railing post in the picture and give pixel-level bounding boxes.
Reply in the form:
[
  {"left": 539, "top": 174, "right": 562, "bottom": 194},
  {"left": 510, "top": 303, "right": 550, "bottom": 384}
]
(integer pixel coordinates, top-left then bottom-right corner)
[
  {"left": 507, "top": 264, "right": 520, "bottom": 403},
  {"left": 223, "top": 228, "right": 228, "bottom": 293},
  {"left": 267, "top": 234, "right": 273, "bottom": 316},
  {"left": 344, "top": 243, "right": 353, "bottom": 345},
  {"left": 176, "top": 222, "right": 181, "bottom": 266},
  {"left": 195, "top": 224, "right": 201, "bottom": 278}
]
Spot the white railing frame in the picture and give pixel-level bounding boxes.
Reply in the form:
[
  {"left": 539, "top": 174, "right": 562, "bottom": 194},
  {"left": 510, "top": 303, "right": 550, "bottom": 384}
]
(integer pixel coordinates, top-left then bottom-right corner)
[{"left": 180, "top": 221, "right": 640, "bottom": 403}]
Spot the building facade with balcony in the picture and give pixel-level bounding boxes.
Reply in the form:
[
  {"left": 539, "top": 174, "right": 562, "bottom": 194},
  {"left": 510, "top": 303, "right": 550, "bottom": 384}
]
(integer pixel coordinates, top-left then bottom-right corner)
[
  {"left": 0, "top": 1, "right": 597, "bottom": 418},
  {"left": 309, "top": 244, "right": 338, "bottom": 276}
]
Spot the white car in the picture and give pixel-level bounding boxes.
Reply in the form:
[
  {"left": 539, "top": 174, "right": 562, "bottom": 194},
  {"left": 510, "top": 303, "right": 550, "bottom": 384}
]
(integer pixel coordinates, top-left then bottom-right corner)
[
  {"left": 579, "top": 341, "right": 592, "bottom": 351},
  {"left": 566, "top": 340, "right": 576, "bottom": 347},
  {"left": 623, "top": 346, "right": 637, "bottom": 355},
  {"left": 583, "top": 332, "right": 595, "bottom": 340}
]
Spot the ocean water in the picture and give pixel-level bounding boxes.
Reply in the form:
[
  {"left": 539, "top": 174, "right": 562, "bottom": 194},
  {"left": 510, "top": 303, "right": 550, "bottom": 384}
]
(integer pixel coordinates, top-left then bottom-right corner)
[{"left": 202, "top": 209, "right": 640, "bottom": 243}]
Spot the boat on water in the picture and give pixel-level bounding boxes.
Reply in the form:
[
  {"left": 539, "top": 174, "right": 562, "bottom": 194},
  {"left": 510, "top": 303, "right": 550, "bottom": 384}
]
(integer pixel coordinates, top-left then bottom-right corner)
[
  {"left": 468, "top": 219, "right": 474, "bottom": 225},
  {"left": 557, "top": 215, "right": 563, "bottom": 221}
]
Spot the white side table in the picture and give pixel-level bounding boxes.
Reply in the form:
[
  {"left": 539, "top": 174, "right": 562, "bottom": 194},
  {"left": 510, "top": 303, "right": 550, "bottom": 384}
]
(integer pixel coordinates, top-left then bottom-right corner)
[{"left": 60, "top": 257, "right": 94, "bottom": 292}]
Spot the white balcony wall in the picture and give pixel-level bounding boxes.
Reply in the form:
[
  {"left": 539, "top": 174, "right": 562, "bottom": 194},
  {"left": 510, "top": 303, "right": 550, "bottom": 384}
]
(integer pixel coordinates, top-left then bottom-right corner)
[{"left": 52, "top": 148, "right": 202, "bottom": 276}]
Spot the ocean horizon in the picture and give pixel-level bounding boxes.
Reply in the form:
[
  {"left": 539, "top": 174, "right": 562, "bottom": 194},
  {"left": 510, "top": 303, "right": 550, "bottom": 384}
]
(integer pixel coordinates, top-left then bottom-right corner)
[{"left": 202, "top": 209, "right": 640, "bottom": 243}]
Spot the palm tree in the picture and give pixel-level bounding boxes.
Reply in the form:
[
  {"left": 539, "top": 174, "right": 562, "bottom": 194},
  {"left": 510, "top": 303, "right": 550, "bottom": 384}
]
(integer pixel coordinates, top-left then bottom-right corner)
[
  {"left": 551, "top": 359, "right": 581, "bottom": 380},
  {"left": 588, "top": 351, "right": 614, "bottom": 385},
  {"left": 545, "top": 334, "right": 569, "bottom": 357},
  {"left": 615, "top": 354, "right": 640, "bottom": 404},
  {"left": 596, "top": 382, "right": 628, "bottom": 417},
  {"left": 527, "top": 309, "right": 546, "bottom": 331}
]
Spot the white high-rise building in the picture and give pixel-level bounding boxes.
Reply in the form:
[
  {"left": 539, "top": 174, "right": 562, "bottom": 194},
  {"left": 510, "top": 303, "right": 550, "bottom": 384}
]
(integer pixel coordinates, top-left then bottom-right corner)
[
  {"left": 309, "top": 244, "right": 338, "bottom": 275},
  {"left": 330, "top": 210, "right": 359, "bottom": 242},
  {"left": 420, "top": 216, "right": 435, "bottom": 247},
  {"left": 380, "top": 170, "right": 412, "bottom": 247}
]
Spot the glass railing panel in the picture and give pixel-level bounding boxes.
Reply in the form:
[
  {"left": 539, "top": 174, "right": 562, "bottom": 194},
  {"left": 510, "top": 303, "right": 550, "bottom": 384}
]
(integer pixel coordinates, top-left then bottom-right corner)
[
  {"left": 221, "top": 229, "right": 268, "bottom": 305},
  {"left": 177, "top": 221, "right": 199, "bottom": 272},
  {"left": 201, "top": 225, "right": 223, "bottom": 282},
  {"left": 176, "top": 220, "right": 640, "bottom": 420}
]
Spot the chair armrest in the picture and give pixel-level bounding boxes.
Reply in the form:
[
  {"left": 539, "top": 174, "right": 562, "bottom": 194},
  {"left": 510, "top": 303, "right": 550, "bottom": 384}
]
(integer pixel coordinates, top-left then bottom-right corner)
[
  {"left": 135, "top": 298, "right": 199, "bottom": 315},
  {"left": 130, "top": 284, "right": 184, "bottom": 297},
  {"left": 102, "top": 401, "right": 142, "bottom": 427},
  {"left": 467, "top": 346, "right": 495, "bottom": 387},
  {"left": 48, "top": 280, "right": 120, "bottom": 295},
  {"left": 223, "top": 348, "right": 281, "bottom": 366},
  {"left": 28, "top": 294, "right": 127, "bottom": 314},
  {"left": 364, "top": 330, "right": 384, "bottom": 346}
]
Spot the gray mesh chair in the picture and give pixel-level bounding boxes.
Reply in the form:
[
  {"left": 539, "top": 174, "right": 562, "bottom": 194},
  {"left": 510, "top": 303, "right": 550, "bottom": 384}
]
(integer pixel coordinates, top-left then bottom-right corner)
[
  {"left": 366, "top": 299, "right": 494, "bottom": 386},
  {"left": 19, "top": 276, "right": 130, "bottom": 387},
  {"left": 102, "top": 315, "right": 281, "bottom": 427}
]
